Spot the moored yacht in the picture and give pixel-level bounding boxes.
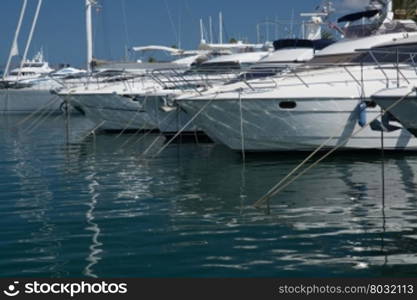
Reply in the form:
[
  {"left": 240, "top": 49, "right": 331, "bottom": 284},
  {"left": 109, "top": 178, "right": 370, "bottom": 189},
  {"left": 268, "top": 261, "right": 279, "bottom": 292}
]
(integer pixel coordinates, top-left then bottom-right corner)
[
  {"left": 176, "top": 0, "right": 417, "bottom": 152},
  {"left": 57, "top": 47, "right": 211, "bottom": 132},
  {"left": 0, "top": 0, "right": 91, "bottom": 115},
  {"left": 141, "top": 50, "right": 270, "bottom": 139},
  {"left": 141, "top": 6, "right": 335, "bottom": 138},
  {"left": 372, "top": 85, "right": 417, "bottom": 136},
  {"left": 58, "top": 43, "right": 268, "bottom": 132}
]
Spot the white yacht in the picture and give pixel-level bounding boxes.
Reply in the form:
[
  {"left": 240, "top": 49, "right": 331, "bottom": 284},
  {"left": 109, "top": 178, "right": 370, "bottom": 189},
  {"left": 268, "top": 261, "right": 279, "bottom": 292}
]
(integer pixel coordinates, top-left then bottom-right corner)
[
  {"left": 1, "top": 50, "right": 53, "bottom": 84},
  {"left": 141, "top": 51, "right": 270, "bottom": 138},
  {"left": 176, "top": 0, "right": 417, "bottom": 152},
  {"left": 137, "top": 6, "right": 335, "bottom": 138},
  {"left": 57, "top": 45, "right": 265, "bottom": 132},
  {"left": 57, "top": 45, "right": 213, "bottom": 131},
  {"left": 0, "top": 50, "right": 89, "bottom": 114},
  {"left": 372, "top": 85, "right": 417, "bottom": 136},
  {"left": 0, "top": 0, "right": 89, "bottom": 115}
]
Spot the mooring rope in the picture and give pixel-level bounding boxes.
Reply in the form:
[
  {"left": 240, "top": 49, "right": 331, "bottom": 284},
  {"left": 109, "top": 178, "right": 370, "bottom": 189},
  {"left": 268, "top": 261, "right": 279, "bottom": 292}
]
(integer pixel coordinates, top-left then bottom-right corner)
[
  {"left": 113, "top": 96, "right": 148, "bottom": 141},
  {"left": 79, "top": 121, "right": 106, "bottom": 142},
  {"left": 23, "top": 97, "right": 61, "bottom": 134},
  {"left": 254, "top": 88, "right": 416, "bottom": 208},
  {"left": 25, "top": 104, "right": 59, "bottom": 134},
  {"left": 132, "top": 108, "right": 180, "bottom": 150},
  {"left": 16, "top": 94, "right": 60, "bottom": 127},
  {"left": 238, "top": 90, "right": 246, "bottom": 162},
  {"left": 152, "top": 94, "right": 218, "bottom": 158}
]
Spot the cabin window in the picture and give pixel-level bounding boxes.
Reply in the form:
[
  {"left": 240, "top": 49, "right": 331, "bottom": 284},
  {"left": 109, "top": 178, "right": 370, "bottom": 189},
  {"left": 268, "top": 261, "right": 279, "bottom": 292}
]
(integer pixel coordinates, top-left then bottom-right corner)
[{"left": 279, "top": 101, "right": 297, "bottom": 109}]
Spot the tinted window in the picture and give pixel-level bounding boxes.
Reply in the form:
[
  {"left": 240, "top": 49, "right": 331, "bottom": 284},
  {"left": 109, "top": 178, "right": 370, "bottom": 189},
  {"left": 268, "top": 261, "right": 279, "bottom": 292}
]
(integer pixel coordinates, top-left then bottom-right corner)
[{"left": 279, "top": 101, "right": 297, "bottom": 109}]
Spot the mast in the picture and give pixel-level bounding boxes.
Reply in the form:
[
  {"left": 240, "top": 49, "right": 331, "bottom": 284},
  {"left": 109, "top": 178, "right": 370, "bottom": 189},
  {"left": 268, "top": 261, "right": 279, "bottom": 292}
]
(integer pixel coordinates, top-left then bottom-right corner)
[
  {"left": 3, "top": 0, "right": 28, "bottom": 79},
  {"left": 199, "top": 18, "right": 205, "bottom": 44},
  {"left": 209, "top": 16, "right": 213, "bottom": 44},
  {"left": 386, "top": 0, "right": 394, "bottom": 19},
  {"left": 86, "top": 0, "right": 94, "bottom": 73},
  {"left": 219, "top": 11, "right": 223, "bottom": 44},
  {"left": 19, "top": 0, "right": 43, "bottom": 78}
]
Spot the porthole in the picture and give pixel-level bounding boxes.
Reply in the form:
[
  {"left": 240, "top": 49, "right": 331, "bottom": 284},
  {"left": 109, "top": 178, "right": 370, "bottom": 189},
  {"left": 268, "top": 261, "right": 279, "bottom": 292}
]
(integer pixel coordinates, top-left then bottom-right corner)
[{"left": 279, "top": 101, "right": 297, "bottom": 109}]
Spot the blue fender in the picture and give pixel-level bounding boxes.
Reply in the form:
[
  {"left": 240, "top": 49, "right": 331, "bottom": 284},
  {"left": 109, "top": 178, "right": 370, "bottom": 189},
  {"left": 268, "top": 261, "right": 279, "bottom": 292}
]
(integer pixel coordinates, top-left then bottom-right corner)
[{"left": 358, "top": 102, "right": 367, "bottom": 127}]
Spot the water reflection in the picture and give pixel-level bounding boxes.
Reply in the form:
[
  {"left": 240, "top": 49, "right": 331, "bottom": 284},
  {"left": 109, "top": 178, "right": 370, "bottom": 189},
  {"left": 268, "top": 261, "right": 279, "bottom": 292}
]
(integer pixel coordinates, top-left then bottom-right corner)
[
  {"left": 1, "top": 117, "right": 417, "bottom": 277},
  {"left": 84, "top": 171, "right": 103, "bottom": 278}
]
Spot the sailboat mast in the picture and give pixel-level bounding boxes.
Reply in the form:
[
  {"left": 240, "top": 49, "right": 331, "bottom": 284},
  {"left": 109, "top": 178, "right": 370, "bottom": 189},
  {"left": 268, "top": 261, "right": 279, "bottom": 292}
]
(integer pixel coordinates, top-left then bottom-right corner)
[
  {"left": 200, "top": 18, "right": 205, "bottom": 44},
  {"left": 219, "top": 12, "right": 223, "bottom": 44},
  {"left": 86, "top": 0, "right": 93, "bottom": 73},
  {"left": 386, "top": 0, "right": 394, "bottom": 19},
  {"left": 209, "top": 16, "right": 213, "bottom": 44},
  {"left": 19, "top": 0, "right": 43, "bottom": 77},
  {"left": 3, "top": 0, "right": 28, "bottom": 79}
]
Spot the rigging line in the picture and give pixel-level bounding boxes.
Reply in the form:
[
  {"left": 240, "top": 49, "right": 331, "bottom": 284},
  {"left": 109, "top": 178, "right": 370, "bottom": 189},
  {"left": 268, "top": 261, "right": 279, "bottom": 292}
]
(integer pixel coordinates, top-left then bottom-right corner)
[
  {"left": 178, "top": 2, "right": 182, "bottom": 50},
  {"left": 120, "top": 0, "right": 131, "bottom": 48},
  {"left": 254, "top": 88, "right": 416, "bottom": 208},
  {"left": 183, "top": 0, "right": 198, "bottom": 24},
  {"left": 164, "top": 0, "right": 179, "bottom": 47},
  {"left": 100, "top": 1, "right": 112, "bottom": 60}
]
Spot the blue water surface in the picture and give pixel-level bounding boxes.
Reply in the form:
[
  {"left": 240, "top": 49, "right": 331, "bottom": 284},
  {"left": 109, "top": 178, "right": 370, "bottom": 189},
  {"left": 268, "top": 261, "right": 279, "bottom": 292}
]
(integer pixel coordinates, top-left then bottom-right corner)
[{"left": 1, "top": 115, "right": 417, "bottom": 278}]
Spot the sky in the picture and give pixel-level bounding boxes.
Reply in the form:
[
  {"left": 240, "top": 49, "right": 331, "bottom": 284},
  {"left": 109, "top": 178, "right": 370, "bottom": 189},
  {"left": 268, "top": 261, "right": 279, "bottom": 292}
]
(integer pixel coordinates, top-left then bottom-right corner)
[{"left": 0, "top": 0, "right": 369, "bottom": 69}]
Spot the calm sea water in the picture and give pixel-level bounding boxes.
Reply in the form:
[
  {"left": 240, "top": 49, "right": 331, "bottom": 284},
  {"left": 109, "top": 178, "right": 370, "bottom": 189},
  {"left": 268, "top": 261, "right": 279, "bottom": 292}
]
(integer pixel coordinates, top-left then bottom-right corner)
[{"left": 1, "top": 115, "right": 417, "bottom": 278}]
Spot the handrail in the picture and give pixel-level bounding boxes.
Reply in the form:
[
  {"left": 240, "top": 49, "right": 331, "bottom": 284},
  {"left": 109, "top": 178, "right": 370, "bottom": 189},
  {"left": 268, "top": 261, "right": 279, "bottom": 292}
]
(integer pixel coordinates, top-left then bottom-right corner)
[{"left": 368, "top": 50, "right": 390, "bottom": 88}]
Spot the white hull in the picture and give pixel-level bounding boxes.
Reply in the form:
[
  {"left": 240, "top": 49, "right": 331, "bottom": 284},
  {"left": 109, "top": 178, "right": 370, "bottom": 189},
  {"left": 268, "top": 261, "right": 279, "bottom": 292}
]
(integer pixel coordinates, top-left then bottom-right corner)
[
  {"left": 178, "top": 98, "right": 417, "bottom": 151},
  {"left": 0, "top": 89, "right": 62, "bottom": 115},
  {"left": 373, "top": 87, "right": 417, "bottom": 136},
  {"left": 143, "top": 95, "right": 197, "bottom": 133},
  {"left": 64, "top": 93, "right": 156, "bottom": 131}
]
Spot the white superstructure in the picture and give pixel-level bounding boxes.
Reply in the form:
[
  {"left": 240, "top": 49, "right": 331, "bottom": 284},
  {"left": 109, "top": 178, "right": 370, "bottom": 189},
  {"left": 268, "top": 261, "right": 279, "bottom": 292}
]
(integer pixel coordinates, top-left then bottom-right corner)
[{"left": 176, "top": 2, "right": 417, "bottom": 152}]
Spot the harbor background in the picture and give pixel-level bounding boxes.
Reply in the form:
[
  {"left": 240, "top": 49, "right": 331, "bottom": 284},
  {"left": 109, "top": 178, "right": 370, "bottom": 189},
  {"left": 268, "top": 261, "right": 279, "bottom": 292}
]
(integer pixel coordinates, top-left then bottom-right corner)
[{"left": 0, "top": 0, "right": 366, "bottom": 68}]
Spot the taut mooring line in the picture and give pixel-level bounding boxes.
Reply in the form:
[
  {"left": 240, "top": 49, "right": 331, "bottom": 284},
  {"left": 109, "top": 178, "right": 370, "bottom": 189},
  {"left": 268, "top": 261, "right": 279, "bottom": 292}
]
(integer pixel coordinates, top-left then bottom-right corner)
[
  {"left": 114, "top": 95, "right": 148, "bottom": 141},
  {"left": 16, "top": 95, "right": 60, "bottom": 128},
  {"left": 238, "top": 90, "right": 246, "bottom": 162},
  {"left": 254, "top": 88, "right": 416, "bottom": 208},
  {"left": 23, "top": 97, "right": 61, "bottom": 134},
  {"left": 151, "top": 94, "right": 218, "bottom": 158}
]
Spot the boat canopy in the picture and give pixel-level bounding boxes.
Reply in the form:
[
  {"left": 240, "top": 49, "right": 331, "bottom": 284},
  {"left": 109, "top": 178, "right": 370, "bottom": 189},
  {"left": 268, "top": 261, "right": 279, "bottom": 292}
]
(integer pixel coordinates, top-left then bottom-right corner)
[
  {"left": 273, "top": 39, "right": 334, "bottom": 51},
  {"left": 337, "top": 9, "right": 381, "bottom": 23}
]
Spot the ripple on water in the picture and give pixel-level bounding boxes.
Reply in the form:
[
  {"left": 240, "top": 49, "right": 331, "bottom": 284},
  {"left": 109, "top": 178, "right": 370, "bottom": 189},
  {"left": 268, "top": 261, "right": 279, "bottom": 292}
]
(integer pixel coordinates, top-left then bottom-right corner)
[{"left": 1, "top": 117, "right": 417, "bottom": 277}]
